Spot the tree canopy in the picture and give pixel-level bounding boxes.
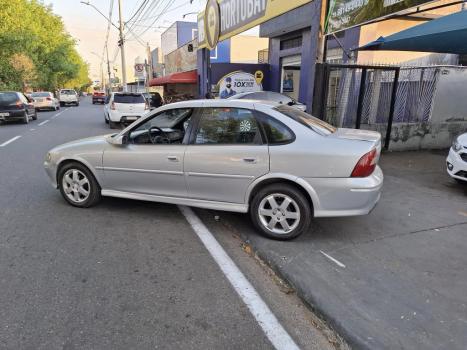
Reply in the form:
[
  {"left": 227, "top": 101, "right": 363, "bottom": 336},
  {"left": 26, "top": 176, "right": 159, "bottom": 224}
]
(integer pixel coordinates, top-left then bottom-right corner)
[{"left": 0, "top": 0, "right": 91, "bottom": 92}]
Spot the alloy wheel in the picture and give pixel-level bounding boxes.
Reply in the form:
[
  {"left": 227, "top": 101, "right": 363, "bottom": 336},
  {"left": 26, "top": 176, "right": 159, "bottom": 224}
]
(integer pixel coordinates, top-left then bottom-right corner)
[
  {"left": 62, "top": 169, "right": 90, "bottom": 203},
  {"left": 258, "top": 193, "right": 301, "bottom": 235}
]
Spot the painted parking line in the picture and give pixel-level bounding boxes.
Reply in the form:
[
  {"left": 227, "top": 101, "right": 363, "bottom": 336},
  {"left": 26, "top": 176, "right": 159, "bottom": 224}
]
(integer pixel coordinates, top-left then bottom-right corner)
[
  {"left": 38, "top": 120, "right": 50, "bottom": 126},
  {"left": 0, "top": 135, "right": 21, "bottom": 147},
  {"left": 320, "top": 250, "right": 346, "bottom": 268},
  {"left": 179, "top": 206, "right": 300, "bottom": 350}
]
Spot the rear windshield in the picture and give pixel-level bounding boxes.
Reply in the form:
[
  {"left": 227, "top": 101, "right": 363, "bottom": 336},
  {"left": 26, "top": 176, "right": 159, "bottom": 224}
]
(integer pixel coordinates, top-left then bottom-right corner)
[
  {"left": 274, "top": 105, "right": 337, "bottom": 135},
  {"left": 114, "top": 94, "right": 145, "bottom": 104},
  {"left": 60, "top": 90, "right": 76, "bottom": 95},
  {"left": 31, "top": 92, "right": 50, "bottom": 97},
  {"left": 0, "top": 92, "right": 18, "bottom": 106}
]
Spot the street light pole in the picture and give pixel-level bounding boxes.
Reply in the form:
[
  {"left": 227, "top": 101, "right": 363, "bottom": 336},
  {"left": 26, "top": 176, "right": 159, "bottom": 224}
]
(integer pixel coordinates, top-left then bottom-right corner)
[{"left": 117, "top": 0, "right": 127, "bottom": 91}]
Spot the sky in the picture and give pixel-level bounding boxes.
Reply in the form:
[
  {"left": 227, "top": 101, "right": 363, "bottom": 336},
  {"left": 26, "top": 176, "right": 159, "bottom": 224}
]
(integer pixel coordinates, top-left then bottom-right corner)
[{"left": 46, "top": 0, "right": 205, "bottom": 82}]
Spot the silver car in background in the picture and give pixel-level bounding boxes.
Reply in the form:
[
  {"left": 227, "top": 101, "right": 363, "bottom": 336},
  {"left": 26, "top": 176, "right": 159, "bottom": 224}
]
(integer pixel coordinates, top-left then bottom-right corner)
[
  {"left": 31, "top": 91, "right": 60, "bottom": 111},
  {"left": 44, "top": 99, "right": 383, "bottom": 240}
]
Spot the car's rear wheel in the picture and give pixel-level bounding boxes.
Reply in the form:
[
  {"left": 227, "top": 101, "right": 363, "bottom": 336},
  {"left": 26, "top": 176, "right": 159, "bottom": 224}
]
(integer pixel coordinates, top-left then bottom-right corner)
[
  {"left": 58, "top": 162, "right": 101, "bottom": 208},
  {"left": 250, "top": 184, "right": 312, "bottom": 240},
  {"left": 23, "top": 112, "right": 29, "bottom": 124},
  {"left": 32, "top": 110, "right": 37, "bottom": 120},
  {"left": 109, "top": 120, "right": 117, "bottom": 129}
]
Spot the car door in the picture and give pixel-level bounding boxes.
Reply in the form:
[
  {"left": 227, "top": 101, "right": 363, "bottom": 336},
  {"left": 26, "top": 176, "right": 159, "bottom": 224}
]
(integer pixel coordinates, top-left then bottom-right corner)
[
  {"left": 184, "top": 107, "right": 269, "bottom": 204},
  {"left": 19, "top": 93, "right": 34, "bottom": 116},
  {"left": 102, "top": 108, "right": 194, "bottom": 198}
]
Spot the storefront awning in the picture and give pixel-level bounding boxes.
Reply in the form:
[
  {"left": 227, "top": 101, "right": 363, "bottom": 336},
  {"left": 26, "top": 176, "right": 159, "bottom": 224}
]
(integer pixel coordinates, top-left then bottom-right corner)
[
  {"left": 148, "top": 70, "right": 197, "bottom": 86},
  {"left": 356, "top": 10, "right": 467, "bottom": 55}
]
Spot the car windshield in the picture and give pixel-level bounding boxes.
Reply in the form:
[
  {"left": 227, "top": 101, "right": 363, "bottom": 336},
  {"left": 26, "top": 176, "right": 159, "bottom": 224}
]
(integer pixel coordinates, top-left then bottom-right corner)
[
  {"left": 275, "top": 105, "right": 337, "bottom": 135},
  {"left": 114, "top": 94, "right": 145, "bottom": 104},
  {"left": 0, "top": 92, "right": 18, "bottom": 105},
  {"left": 135, "top": 108, "right": 192, "bottom": 130},
  {"left": 31, "top": 92, "right": 50, "bottom": 97},
  {"left": 61, "top": 90, "right": 75, "bottom": 95}
]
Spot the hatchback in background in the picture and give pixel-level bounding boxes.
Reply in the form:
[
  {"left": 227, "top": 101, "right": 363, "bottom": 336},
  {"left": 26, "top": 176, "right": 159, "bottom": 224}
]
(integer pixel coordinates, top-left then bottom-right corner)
[
  {"left": 447, "top": 133, "right": 467, "bottom": 183},
  {"left": 31, "top": 91, "right": 60, "bottom": 111},
  {"left": 104, "top": 92, "right": 148, "bottom": 128},
  {"left": 92, "top": 91, "right": 106, "bottom": 104},
  {"left": 59, "top": 89, "right": 79, "bottom": 106},
  {"left": 229, "top": 91, "right": 307, "bottom": 111},
  {"left": 0, "top": 91, "right": 37, "bottom": 124}
]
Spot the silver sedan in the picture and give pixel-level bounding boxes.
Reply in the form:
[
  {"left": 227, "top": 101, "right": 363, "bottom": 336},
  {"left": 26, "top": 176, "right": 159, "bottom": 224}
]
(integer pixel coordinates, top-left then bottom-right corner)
[{"left": 44, "top": 99, "right": 383, "bottom": 240}]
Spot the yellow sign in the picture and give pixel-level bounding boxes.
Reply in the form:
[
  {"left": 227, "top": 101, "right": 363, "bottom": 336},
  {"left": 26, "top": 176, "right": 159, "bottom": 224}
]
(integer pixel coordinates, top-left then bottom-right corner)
[
  {"left": 255, "top": 70, "right": 264, "bottom": 84},
  {"left": 198, "top": 0, "right": 313, "bottom": 49}
]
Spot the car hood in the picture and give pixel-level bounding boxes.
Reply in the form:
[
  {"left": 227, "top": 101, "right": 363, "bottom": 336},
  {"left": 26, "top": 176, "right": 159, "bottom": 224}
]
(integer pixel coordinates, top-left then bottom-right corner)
[
  {"left": 50, "top": 134, "right": 114, "bottom": 153},
  {"left": 457, "top": 133, "right": 467, "bottom": 146}
]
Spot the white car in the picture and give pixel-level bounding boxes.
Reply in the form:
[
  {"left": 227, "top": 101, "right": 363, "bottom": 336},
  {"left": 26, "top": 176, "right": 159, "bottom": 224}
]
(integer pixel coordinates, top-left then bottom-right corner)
[
  {"left": 229, "top": 91, "right": 307, "bottom": 111},
  {"left": 31, "top": 92, "right": 60, "bottom": 111},
  {"left": 59, "top": 89, "right": 79, "bottom": 106},
  {"left": 447, "top": 133, "right": 467, "bottom": 183},
  {"left": 104, "top": 92, "right": 149, "bottom": 128}
]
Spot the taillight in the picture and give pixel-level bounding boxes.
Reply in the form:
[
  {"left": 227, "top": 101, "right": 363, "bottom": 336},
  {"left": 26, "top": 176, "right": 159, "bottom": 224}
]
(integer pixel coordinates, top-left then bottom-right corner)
[
  {"left": 351, "top": 148, "right": 378, "bottom": 177},
  {"left": 110, "top": 102, "right": 116, "bottom": 110},
  {"left": 15, "top": 100, "right": 23, "bottom": 108},
  {"left": 144, "top": 101, "right": 149, "bottom": 110},
  {"left": 46, "top": 97, "right": 52, "bottom": 101}
]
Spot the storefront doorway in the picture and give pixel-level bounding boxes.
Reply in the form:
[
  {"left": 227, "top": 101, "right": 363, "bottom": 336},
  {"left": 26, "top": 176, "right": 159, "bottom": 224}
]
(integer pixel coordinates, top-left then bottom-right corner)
[{"left": 280, "top": 55, "right": 301, "bottom": 101}]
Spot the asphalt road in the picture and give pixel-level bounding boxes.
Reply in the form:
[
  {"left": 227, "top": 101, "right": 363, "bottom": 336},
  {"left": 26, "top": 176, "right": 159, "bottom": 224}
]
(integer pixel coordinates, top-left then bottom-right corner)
[{"left": 0, "top": 98, "right": 341, "bottom": 350}]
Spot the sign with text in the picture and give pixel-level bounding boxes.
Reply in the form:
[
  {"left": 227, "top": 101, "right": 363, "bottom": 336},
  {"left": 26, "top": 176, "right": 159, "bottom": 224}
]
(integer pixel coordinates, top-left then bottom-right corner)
[
  {"left": 326, "top": 0, "right": 435, "bottom": 34},
  {"left": 218, "top": 71, "right": 263, "bottom": 99},
  {"left": 198, "top": 0, "right": 312, "bottom": 49}
]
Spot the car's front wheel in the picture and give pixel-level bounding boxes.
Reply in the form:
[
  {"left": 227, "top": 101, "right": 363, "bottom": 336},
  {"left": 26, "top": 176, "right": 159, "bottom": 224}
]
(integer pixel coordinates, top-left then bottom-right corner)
[
  {"left": 250, "top": 184, "right": 312, "bottom": 240},
  {"left": 58, "top": 162, "right": 101, "bottom": 208}
]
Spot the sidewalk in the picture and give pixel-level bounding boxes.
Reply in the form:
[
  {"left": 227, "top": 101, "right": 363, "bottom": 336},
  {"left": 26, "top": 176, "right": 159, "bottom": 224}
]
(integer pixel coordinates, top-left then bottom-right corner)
[{"left": 202, "top": 151, "right": 467, "bottom": 349}]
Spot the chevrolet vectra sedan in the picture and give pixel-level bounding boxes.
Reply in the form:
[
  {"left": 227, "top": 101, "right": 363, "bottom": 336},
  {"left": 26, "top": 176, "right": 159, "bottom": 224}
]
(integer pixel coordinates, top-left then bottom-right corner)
[{"left": 44, "top": 99, "right": 383, "bottom": 240}]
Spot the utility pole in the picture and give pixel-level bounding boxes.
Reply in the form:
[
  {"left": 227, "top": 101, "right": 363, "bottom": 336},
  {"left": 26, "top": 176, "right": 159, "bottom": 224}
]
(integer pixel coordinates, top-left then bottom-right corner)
[
  {"left": 106, "top": 45, "right": 112, "bottom": 94},
  {"left": 117, "top": 0, "right": 127, "bottom": 91}
]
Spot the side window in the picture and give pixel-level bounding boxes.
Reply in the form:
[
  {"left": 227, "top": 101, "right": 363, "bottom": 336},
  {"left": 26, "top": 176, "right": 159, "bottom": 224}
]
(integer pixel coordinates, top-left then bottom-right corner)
[
  {"left": 194, "top": 108, "right": 262, "bottom": 145},
  {"left": 258, "top": 113, "right": 295, "bottom": 145}
]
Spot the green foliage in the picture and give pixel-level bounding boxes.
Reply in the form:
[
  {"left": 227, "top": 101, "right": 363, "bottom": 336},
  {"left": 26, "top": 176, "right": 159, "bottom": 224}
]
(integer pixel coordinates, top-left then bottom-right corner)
[{"left": 0, "top": 0, "right": 90, "bottom": 92}]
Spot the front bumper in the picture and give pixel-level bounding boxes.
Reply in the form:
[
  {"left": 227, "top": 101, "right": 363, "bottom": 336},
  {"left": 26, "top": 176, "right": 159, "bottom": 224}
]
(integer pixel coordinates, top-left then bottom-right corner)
[
  {"left": 305, "top": 166, "right": 384, "bottom": 217},
  {"left": 446, "top": 147, "right": 467, "bottom": 181},
  {"left": 44, "top": 159, "right": 58, "bottom": 188}
]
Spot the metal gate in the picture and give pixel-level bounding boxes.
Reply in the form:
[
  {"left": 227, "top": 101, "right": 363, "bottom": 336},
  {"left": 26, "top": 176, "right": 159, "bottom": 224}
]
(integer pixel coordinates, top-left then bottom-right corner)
[{"left": 313, "top": 64, "right": 440, "bottom": 149}]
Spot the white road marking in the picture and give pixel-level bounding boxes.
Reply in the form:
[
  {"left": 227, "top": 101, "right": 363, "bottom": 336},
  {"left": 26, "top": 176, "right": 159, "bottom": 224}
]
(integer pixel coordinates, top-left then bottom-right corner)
[
  {"left": 179, "top": 206, "right": 300, "bottom": 350},
  {"left": 0, "top": 135, "right": 21, "bottom": 147},
  {"left": 320, "top": 250, "right": 346, "bottom": 268},
  {"left": 29, "top": 128, "right": 36, "bottom": 131},
  {"left": 38, "top": 120, "right": 49, "bottom": 126}
]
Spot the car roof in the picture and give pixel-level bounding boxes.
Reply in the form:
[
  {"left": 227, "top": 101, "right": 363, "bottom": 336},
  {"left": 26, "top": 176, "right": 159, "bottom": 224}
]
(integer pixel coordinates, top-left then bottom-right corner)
[{"left": 161, "top": 99, "right": 280, "bottom": 110}]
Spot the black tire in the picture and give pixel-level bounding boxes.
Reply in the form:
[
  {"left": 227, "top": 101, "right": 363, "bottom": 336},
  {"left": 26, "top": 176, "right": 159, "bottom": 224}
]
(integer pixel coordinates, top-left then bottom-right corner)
[
  {"left": 250, "top": 183, "right": 312, "bottom": 240},
  {"left": 32, "top": 110, "right": 37, "bottom": 120},
  {"left": 109, "top": 120, "right": 117, "bottom": 129},
  {"left": 58, "top": 162, "right": 101, "bottom": 208},
  {"left": 75, "top": 102, "right": 79, "bottom": 106},
  {"left": 22, "top": 111, "right": 29, "bottom": 124},
  {"left": 104, "top": 114, "right": 109, "bottom": 124},
  {"left": 60, "top": 102, "right": 64, "bottom": 107}
]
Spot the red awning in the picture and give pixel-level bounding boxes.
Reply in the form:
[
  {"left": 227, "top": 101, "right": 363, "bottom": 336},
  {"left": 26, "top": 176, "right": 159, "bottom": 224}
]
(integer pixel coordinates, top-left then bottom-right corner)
[{"left": 149, "top": 70, "right": 197, "bottom": 86}]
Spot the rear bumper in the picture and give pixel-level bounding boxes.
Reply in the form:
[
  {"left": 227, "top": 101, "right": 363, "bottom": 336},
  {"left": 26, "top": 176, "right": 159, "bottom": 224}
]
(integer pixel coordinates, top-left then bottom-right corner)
[
  {"left": 108, "top": 110, "right": 143, "bottom": 123},
  {"left": 305, "top": 166, "right": 383, "bottom": 217},
  {"left": 34, "top": 101, "right": 55, "bottom": 109},
  {"left": 0, "top": 110, "right": 26, "bottom": 121}
]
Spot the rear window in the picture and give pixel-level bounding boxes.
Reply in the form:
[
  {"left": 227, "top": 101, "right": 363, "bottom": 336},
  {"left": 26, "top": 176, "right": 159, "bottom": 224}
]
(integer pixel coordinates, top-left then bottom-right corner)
[
  {"left": 0, "top": 92, "right": 18, "bottom": 106},
  {"left": 31, "top": 92, "right": 50, "bottom": 97},
  {"left": 60, "top": 90, "right": 76, "bottom": 95},
  {"left": 275, "top": 105, "right": 337, "bottom": 135},
  {"left": 114, "top": 94, "right": 145, "bottom": 104}
]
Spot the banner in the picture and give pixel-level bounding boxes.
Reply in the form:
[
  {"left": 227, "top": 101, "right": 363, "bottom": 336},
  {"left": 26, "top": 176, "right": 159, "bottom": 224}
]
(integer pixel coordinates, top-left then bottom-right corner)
[
  {"left": 326, "top": 0, "right": 435, "bottom": 34},
  {"left": 218, "top": 71, "right": 262, "bottom": 99},
  {"left": 198, "top": 0, "right": 313, "bottom": 49}
]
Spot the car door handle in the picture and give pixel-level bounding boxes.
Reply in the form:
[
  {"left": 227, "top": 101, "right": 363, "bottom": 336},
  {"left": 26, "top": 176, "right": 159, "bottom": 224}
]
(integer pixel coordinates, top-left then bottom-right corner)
[
  {"left": 167, "top": 155, "right": 179, "bottom": 162},
  {"left": 243, "top": 157, "right": 257, "bottom": 163}
]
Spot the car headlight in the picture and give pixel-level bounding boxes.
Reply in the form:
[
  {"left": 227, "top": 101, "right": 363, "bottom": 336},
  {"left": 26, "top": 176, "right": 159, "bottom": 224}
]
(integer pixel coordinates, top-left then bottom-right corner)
[{"left": 452, "top": 138, "right": 462, "bottom": 152}]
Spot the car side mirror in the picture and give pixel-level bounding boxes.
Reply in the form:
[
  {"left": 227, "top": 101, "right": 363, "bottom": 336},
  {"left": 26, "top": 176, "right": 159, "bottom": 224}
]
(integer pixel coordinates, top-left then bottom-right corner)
[
  {"left": 288, "top": 100, "right": 296, "bottom": 106},
  {"left": 107, "top": 134, "right": 128, "bottom": 145}
]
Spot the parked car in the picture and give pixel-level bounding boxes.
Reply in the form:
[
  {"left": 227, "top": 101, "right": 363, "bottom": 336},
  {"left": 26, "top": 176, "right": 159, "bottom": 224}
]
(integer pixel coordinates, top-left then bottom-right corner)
[
  {"left": 446, "top": 133, "right": 467, "bottom": 183},
  {"left": 44, "top": 99, "right": 383, "bottom": 240},
  {"left": 104, "top": 92, "right": 149, "bottom": 128},
  {"left": 92, "top": 91, "right": 106, "bottom": 104},
  {"left": 31, "top": 91, "right": 60, "bottom": 111},
  {"left": 229, "top": 91, "right": 307, "bottom": 111},
  {"left": 59, "top": 89, "right": 79, "bottom": 106},
  {"left": 0, "top": 91, "right": 37, "bottom": 124}
]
